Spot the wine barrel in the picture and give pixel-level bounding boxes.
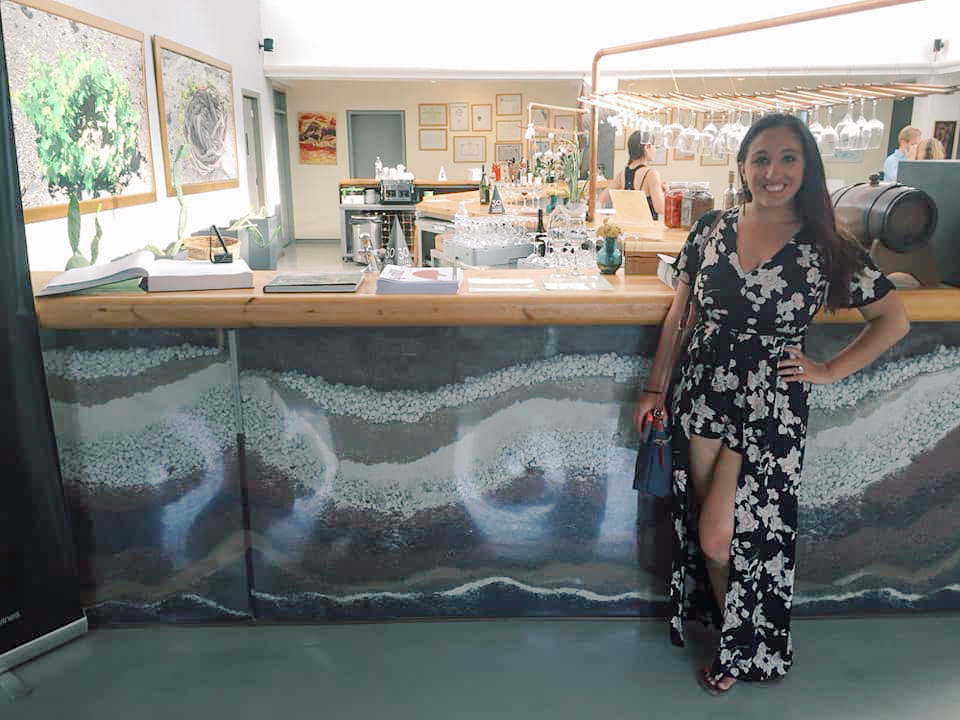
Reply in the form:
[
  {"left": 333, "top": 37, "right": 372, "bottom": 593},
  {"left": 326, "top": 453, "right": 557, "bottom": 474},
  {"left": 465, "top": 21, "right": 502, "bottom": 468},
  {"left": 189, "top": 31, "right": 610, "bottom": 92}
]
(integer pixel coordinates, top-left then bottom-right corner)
[{"left": 831, "top": 180, "right": 937, "bottom": 253}]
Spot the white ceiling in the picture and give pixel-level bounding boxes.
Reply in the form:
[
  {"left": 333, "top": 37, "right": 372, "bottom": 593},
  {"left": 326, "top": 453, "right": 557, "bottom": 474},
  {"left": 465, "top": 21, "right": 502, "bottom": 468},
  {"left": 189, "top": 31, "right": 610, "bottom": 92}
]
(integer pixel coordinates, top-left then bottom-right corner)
[{"left": 261, "top": 0, "right": 960, "bottom": 80}]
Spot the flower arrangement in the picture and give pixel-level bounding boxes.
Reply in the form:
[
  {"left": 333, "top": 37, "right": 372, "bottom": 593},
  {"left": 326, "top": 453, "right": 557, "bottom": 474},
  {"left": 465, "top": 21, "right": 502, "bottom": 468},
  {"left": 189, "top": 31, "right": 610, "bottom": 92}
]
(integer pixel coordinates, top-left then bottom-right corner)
[
  {"left": 596, "top": 219, "right": 622, "bottom": 239},
  {"left": 534, "top": 132, "right": 586, "bottom": 203}
]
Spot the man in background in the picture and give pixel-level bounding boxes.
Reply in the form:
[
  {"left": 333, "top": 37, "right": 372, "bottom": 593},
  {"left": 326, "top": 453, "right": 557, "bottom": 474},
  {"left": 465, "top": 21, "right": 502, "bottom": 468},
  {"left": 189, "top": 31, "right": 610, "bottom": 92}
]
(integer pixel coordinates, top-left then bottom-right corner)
[{"left": 882, "top": 125, "right": 921, "bottom": 182}]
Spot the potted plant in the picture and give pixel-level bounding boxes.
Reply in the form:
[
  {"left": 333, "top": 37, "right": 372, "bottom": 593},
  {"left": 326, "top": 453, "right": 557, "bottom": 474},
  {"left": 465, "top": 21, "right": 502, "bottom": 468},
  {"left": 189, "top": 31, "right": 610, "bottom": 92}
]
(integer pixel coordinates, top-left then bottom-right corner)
[
  {"left": 594, "top": 219, "right": 623, "bottom": 274},
  {"left": 228, "top": 207, "right": 282, "bottom": 270}
]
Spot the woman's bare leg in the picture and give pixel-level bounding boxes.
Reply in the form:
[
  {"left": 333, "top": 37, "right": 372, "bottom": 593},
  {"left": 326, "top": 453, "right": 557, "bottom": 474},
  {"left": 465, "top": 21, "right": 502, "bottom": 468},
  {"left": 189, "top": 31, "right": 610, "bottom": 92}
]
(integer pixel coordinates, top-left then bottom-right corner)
[{"left": 688, "top": 435, "right": 742, "bottom": 691}]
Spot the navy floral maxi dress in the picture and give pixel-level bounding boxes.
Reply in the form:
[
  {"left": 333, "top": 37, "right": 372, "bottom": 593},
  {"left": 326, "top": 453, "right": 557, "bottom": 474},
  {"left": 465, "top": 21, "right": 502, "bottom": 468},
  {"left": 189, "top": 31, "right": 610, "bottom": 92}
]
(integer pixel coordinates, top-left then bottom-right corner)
[{"left": 667, "top": 207, "right": 894, "bottom": 681}]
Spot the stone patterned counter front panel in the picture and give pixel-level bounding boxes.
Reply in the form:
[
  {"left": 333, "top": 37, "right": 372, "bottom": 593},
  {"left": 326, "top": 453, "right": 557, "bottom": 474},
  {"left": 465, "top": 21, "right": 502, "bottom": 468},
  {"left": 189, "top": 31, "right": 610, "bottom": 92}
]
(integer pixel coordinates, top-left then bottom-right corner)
[
  {"left": 40, "top": 329, "right": 252, "bottom": 625},
  {"left": 237, "top": 325, "right": 960, "bottom": 621}
]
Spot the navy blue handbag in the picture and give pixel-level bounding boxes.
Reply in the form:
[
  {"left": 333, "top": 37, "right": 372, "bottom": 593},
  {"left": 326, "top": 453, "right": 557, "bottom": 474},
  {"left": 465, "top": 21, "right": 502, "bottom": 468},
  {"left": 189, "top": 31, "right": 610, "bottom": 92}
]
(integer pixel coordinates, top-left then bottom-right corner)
[{"left": 633, "top": 410, "right": 672, "bottom": 497}]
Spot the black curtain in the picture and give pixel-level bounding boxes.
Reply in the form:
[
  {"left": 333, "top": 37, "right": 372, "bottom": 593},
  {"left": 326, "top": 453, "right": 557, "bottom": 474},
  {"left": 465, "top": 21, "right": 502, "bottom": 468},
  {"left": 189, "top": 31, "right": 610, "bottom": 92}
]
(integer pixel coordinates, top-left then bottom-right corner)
[{"left": 0, "top": 12, "right": 83, "bottom": 663}]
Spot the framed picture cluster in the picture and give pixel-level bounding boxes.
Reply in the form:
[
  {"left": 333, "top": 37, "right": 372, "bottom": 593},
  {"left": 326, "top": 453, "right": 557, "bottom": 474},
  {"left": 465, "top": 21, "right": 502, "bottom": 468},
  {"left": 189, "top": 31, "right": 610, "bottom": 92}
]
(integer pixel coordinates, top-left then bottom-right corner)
[
  {"left": 417, "top": 103, "right": 447, "bottom": 152},
  {"left": 412, "top": 92, "right": 530, "bottom": 163}
]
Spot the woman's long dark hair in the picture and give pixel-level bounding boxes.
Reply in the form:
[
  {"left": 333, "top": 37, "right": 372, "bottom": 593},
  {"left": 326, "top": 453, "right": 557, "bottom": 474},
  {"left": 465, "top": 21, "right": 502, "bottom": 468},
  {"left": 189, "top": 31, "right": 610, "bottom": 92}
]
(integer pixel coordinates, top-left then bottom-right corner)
[
  {"left": 627, "top": 130, "right": 650, "bottom": 163},
  {"left": 736, "top": 113, "right": 861, "bottom": 310}
]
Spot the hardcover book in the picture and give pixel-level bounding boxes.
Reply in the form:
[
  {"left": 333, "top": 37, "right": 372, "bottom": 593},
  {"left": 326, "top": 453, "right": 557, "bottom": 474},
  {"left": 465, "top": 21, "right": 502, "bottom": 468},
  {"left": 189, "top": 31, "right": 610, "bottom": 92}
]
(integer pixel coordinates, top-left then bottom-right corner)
[
  {"left": 36, "top": 250, "right": 253, "bottom": 296},
  {"left": 263, "top": 271, "right": 365, "bottom": 293}
]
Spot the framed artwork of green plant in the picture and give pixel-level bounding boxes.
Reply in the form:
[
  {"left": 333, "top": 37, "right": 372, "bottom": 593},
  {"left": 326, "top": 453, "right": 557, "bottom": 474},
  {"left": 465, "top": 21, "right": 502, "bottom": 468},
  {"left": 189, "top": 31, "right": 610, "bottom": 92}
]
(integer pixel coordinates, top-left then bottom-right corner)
[
  {"left": 153, "top": 36, "right": 239, "bottom": 197},
  {"left": 1, "top": 0, "right": 157, "bottom": 222}
]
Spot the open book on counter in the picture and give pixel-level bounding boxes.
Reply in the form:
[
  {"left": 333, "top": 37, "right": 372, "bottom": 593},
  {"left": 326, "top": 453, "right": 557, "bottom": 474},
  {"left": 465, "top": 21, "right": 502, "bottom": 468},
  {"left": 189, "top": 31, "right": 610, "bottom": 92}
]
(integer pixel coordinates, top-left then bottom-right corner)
[
  {"left": 36, "top": 250, "right": 254, "bottom": 296},
  {"left": 376, "top": 264, "right": 463, "bottom": 294}
]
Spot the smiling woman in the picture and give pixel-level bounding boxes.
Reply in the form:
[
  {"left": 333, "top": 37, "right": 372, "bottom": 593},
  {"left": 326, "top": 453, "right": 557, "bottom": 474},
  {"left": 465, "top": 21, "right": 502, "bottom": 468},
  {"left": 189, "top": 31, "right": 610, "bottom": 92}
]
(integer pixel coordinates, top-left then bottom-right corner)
[{"left": 637, "top": 112, "right": 911, "bottom": 695}]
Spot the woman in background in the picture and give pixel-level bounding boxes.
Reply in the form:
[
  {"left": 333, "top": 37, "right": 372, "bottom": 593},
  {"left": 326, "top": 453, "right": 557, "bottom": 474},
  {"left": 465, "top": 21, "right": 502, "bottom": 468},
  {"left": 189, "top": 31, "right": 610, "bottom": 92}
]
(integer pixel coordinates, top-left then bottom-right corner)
[
  {"left": 916, "top": 137, "right": 946, "bottom": 160},
  {"left": 599, "top": 130, "right": 665, "bottom": 219}
]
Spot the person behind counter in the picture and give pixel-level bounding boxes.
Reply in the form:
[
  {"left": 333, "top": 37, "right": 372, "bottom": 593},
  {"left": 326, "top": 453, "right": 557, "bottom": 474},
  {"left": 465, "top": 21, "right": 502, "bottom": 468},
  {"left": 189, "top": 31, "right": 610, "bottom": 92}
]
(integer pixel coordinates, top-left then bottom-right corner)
[
  {"left": 636, "top": 113, "right": 909, "bottom": 696},
  {"left": 599, "top": 130, "right": 665, "bottom": 219},
  {"left": 882, "top": 125, "right": 921, "bottom": 181},
  {"left": 916, "top": 136, "right": 946, "bottom": 160}
]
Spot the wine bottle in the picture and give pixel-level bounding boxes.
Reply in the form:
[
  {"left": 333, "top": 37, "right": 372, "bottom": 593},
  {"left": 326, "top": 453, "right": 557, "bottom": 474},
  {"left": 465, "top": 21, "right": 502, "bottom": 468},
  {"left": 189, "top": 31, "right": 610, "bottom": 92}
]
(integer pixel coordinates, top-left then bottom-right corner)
[
  {"left": 723, "top": 170, "right": 736, "bottom": 210},
  {"left": 535, "top": 207, "right": 546, "bottom": 257},
  {"left": 479, "top": 165, "right": 490, "bottom": 205},
  {"left": 374, "top": 155, "right": 383, "bottom": 180}
]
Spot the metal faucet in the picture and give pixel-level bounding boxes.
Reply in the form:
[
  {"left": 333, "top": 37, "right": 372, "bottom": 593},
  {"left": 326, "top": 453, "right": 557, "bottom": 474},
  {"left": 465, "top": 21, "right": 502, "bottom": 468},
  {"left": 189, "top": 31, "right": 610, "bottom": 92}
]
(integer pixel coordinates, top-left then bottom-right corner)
[{"left": 357, "top": 232, "right": 383, "bottom": 272}]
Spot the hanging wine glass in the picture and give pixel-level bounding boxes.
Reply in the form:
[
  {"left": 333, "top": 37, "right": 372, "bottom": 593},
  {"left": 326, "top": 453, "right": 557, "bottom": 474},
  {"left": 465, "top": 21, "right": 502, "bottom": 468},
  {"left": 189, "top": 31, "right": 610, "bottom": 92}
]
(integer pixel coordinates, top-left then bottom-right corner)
[
  {"left": 808, "top": 106, "right": 824, "bottom": 141},
  {"left": 817, "top": 106, "right": 839, "bottom": 157},
  {"left": 677, "top": 108, "right": 700, "bottom": 154},
  {"left": 854, "top": 98, "right": 870, "bottom": 150},
  {"left": 713, "top": 111, "right": 733, "bottom": 157},
  {"left": 865, "top": 99, "right": 884, "bottom": 150},
  {"left": 697, "top": 111, "right": 718, "bottom": 155},
  {"left": 835, "top": 100, "right": 859, "bottom": 151},
  {"left": 637, "top": 114, "right": 655, "bottom": 145},
  {"left": 650, "top": 110, "right": 666, "bottom": 148},
  {"left": 662, "top": 106, "right": 684, "bottom": 149}
]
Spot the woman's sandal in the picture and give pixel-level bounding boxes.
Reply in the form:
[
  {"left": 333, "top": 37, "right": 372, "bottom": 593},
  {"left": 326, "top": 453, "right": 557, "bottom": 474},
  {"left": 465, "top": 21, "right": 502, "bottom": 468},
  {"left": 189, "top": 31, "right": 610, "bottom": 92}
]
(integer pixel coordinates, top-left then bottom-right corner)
[{"left": 696, "top": 666, "right": 736, "bottom": 697}]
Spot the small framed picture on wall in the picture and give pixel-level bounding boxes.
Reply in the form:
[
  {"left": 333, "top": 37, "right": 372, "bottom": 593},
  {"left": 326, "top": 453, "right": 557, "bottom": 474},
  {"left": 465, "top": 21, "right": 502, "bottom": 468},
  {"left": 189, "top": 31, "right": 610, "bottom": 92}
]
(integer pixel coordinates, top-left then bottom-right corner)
[
  {"left": 496, "top": 93, "right": 522, "bottom": 115},
  {"left": 933, "top": 120, "right": 957, "bottom": 159},
  {"left": 495, "top": 142, "right": 522, "bottom": 164},
  {"left": 471, "top": 104, "right": 492, "bottom": 132},
  {"left": 496, "top": 120, "right": 522, "bottom": 142},
  {"left": 448, "top": 102, "right": 469, "bottom": 131},
  {"left": 419, "top": 129, "right": 447, "bottom": 151},
  {"left": 418, "top": 103, "right": 446, "bottom": 127},
  {"left": 454, "top": 136, "right": 486, "bottom": 163}
]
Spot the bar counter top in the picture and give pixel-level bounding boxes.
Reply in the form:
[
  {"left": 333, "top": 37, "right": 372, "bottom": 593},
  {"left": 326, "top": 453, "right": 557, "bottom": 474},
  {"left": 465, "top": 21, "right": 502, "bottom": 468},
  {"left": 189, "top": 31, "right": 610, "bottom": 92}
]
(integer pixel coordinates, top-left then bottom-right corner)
[{"left": 30, "top": 269, "right": 960, "bottom": 329}]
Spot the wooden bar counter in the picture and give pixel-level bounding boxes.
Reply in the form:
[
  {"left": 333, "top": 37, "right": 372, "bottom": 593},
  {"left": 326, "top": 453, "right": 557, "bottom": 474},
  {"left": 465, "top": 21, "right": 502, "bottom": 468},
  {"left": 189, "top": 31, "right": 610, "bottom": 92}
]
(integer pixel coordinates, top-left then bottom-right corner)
[{"left": 31, "top": 269, "right": 960, "bottom": 329}]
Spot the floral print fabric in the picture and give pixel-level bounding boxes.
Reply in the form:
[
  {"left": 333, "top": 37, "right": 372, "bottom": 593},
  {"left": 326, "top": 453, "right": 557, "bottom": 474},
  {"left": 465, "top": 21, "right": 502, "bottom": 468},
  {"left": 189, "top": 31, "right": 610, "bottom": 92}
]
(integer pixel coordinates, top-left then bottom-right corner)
[{"left": 667, "top": 207, "right": 894, "bottom": 681}]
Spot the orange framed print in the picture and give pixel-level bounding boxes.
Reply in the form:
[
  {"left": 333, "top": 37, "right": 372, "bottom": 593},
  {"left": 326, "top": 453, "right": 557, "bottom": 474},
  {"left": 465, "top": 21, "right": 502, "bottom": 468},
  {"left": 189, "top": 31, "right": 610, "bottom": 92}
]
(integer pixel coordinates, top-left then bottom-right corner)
[{"left": 298, "top": 113, "right": 337, "bottom": 164}]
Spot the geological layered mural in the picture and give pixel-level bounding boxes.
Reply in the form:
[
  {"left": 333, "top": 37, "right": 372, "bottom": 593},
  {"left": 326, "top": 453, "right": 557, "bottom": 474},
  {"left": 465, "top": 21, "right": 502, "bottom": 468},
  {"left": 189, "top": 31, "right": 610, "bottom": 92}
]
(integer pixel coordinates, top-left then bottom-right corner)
[
  {"left": 41, "top": 324, "right": 960, "bottom": 624},
  {"left": 41, "top": 329, "right": 251, "bottom": 624}
]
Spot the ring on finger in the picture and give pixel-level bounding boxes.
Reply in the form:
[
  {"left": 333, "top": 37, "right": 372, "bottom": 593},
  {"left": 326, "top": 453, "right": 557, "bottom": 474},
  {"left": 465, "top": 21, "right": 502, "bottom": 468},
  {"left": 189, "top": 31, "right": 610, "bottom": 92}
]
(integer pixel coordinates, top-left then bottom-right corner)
[{"left": 796, "top": 365, "right": 804, "bottom": 374}]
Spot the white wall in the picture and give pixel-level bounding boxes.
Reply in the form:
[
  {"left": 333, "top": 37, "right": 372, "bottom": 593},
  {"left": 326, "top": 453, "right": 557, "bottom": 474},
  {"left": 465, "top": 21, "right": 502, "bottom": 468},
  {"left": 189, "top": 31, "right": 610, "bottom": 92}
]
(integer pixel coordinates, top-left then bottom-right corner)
[
  {"left": 13, "top": 0, "right": 278, "bottom": 271},
  {"left": 286, "top": 79, "right": 582, "bottom": 239}
]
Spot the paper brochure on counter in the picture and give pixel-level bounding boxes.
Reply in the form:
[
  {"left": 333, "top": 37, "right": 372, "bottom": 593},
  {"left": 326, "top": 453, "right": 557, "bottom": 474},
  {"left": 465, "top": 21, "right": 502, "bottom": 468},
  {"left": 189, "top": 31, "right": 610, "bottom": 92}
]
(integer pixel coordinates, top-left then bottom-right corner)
[
  {"left": 376, "top": 265, "right": 462, "bottom": 294},
  {"left": 36, "top": 250, "right": 253, "bottom": 295}
]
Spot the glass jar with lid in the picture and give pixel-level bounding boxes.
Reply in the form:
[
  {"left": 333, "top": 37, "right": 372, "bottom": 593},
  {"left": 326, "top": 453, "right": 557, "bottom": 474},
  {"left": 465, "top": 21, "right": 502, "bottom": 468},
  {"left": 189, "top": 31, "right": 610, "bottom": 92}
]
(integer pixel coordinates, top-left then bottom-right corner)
[
  {"left": 680, "top": 182, "right": 714, "bottom": 229},
  {"left": 664, "top": 181, "right": 688, "bottom": 229}
]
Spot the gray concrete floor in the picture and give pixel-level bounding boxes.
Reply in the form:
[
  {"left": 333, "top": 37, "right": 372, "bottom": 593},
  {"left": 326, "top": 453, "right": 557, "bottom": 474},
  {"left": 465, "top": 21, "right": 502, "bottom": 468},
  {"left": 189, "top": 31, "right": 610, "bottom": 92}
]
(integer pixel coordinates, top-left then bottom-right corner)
[{"left": 3, "top": 615, "right": 959, "bottom": 719}]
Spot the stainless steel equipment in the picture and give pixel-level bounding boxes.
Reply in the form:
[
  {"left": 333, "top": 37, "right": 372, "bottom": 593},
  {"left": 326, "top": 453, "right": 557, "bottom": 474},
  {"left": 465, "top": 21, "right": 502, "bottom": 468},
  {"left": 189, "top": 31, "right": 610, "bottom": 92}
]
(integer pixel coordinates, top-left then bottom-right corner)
[
  {"left": 442, "top": 238, "right": 535, "bottom": 267},
  {"left": 350, "top": 214, "right": 383, "bottom": 264},
  {"left": 380, "top": 178, "right": 414, "bottom": 204},
  {"left": 415, "top": 217, "right": 455, "bottom": 266}
]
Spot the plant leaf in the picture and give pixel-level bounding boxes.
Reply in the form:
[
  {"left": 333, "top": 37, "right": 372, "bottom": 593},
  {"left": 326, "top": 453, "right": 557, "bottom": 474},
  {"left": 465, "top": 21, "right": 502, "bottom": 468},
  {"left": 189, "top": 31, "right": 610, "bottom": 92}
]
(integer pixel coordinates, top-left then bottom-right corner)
[
  {"left": 89, "top": 205, "right": 102, "bottom": 264},
  {"left": 65, "top": 253, "right": 89, "bottom": 269},
  {"left": 67, "top": 193, "right": 80, "bottom": 253}
]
